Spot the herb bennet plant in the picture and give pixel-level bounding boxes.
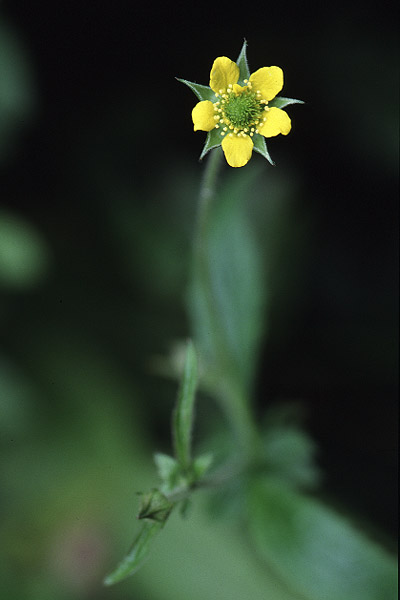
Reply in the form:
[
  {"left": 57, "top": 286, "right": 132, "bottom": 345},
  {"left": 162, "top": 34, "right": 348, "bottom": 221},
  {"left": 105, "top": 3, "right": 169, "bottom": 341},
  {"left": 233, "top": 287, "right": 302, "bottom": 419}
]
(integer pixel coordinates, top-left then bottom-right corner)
[{"left": 104, "top": 41, "right": 397, "bottom": 600}]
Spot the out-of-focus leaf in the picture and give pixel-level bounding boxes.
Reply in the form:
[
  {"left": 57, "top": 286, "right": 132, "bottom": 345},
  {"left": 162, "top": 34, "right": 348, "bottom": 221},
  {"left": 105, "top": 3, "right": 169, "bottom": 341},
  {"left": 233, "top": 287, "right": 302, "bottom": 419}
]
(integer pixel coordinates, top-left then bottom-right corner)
[
  {"left": 248, "top": 479, "right": 397, "bottom": 600},
  {"left": 103, "top": 521, "right": 163, "bottom": 585},
  {"left": 0, "top": 21, "right": 36, "bottom": 161},
  {"left": 262, "top": 404, "right": 321, "bottom": 490},
  {"left": 154, "top": 452, "right": 189, "bottom": 494},
  {"left": 263, "top": 427, "right": 320, "bottom": 489},
  {"left": 192, "top": 453, "right": 213, "bottom": 480},
  {"left": 172, "top": 340, "right": 198, "bottom": 470},
  {"left": 0, "top": 210, "right": 51, "bottom": 289},
  {"left": 154, "top": 452, "right": 179, "bottom": 481},
  {"left": 0, "top": 357, "right": 35, "bottom": 434},
  {"left": 135, "top": 497, "right": 296, "bottom": 600},
  {"left": 188, "top": 167, "right": 266, "bottom": 396}
]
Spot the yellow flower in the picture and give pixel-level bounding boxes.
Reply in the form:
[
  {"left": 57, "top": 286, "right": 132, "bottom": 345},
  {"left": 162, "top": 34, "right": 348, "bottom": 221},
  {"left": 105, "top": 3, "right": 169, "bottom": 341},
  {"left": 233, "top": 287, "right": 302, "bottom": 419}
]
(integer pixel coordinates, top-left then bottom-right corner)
[{"left": 179, "top": 42, "right": 302, "bottom": 167}]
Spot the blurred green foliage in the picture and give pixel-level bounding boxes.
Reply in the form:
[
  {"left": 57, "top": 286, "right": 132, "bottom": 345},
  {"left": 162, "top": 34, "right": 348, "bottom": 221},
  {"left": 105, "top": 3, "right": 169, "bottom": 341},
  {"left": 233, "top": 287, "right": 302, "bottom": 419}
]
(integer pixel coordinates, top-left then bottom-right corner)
[
  {"left": 0, "top": 210, "right": 51, "bottom": 289},
  {"left": 248, "top": 478, "right": 397, "bottom": 600},
  {"left": 0, "top": 20, "right": 35, "bottom": 162}
]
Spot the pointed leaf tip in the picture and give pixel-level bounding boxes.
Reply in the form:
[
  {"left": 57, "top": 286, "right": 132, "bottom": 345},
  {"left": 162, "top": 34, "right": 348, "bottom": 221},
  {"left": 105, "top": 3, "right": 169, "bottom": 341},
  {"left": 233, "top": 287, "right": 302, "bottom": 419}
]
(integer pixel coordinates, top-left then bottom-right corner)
[{"left": 103, "top": 521, "right": 163, "bottom": 585}]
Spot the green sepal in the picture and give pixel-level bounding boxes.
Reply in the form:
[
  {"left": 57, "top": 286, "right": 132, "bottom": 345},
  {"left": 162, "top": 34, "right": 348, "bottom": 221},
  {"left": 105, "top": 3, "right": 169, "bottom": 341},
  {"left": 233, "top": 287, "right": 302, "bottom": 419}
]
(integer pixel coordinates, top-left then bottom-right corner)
[
  {"left": 269, "top": 96, "right": 304, "bottom": 109},
  {"left": 138, "top": 489, "right": 173, "bottom": 523},
  {"left": 172, "top": 340, "right": 198, "bottom": 469},
  {"left": 199, "top": 128, "right": 223, "bottom": 160},
  {"left": 103, "top": 521, "right": 163, "bottom": 585},
  {"left": 236, "top": 39, "right": 250, "bottom": 83},
  {"left": 176, "top": 78, "right": 216, "bottom": 102},
  {"left": 252, "top": 134, "right": 275, "bottom": 165}
]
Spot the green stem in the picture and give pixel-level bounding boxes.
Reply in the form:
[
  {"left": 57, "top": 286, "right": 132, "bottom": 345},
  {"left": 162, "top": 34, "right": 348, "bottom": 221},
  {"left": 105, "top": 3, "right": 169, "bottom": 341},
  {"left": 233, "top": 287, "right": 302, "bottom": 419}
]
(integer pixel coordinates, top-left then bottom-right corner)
[
  {"left": 194, "top": 149, "right": 260, "bottom": 459},
  {"left": 196, "top": 146, "right": 223, "bottom": 242}
]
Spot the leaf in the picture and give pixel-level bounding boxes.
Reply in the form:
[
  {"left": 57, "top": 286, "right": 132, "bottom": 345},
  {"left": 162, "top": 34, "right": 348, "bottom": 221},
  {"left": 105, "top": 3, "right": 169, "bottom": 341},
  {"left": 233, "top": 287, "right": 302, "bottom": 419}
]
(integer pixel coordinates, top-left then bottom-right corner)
[
  {"left": 263, "top": 427, "right": 321, "bottom": 490},
  {"left": 177, "top": 78, "right": 216, "bottom": 102},
  {"left": 172, "top": 340, "right": 198, "bottom": 469},
  {"left": 236, "top": 39, "right": 250, "bottom": 82},
  {"left": 103, "top": 521, "right": 163, "bottom": 585},
  {"left": 0, "top": 210, "right": 51, "bottom": 289},
  {"left": 248, "top": 479, "right": 397, "bottom": 600},
  {"left": 154, "top": 452, "right": 180, "bottom": 482},
  {"left": 154, "top": 452, "right": 188, "bottom": 493},
  {"left": 192, "top": 453, "right": 213, "bottom": 480},
  {"left": 104, "top": 490, "right": 174, "bottom": 585},
  {"left": 0, "top": 21, "right": 36, "bottom": 161},
  {"left": 252, "top": 134, "right": 275, "bottom": 165},
  {"left": 262, "top": 404, "right": 321, "bottom": 490},
  {"left": 269, "top": 96, "right": 304, "bottom": 110}
]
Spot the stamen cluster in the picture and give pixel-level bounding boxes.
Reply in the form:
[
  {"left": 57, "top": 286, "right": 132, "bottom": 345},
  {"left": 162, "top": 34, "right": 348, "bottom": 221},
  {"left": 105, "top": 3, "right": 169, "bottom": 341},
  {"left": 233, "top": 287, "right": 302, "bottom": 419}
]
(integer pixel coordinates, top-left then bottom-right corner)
[{"left": 213, "top": 81, "right": 269, "bottom": 138}]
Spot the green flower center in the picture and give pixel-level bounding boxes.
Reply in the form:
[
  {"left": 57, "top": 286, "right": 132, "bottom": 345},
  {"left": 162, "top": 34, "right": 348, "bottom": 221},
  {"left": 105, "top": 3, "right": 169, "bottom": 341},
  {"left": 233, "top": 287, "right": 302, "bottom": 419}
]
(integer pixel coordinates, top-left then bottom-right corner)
[
  {"left": 223, "top": 91, "right": 263, "bottom": 129},
  {"left": 213, "top": 83, "right": 269, "bottom": 139}
]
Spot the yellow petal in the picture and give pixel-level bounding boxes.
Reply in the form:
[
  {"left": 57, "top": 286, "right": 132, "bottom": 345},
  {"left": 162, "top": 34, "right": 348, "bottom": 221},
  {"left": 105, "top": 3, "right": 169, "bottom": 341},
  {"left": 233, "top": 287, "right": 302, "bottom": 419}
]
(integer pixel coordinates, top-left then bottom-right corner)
[
  {"left": 192, "top": 101, "right": 215, "bottom": 131},
  {"left": 249, "top": 66, "right": 283, "bottom": 101},
  {"left": 258, "top": 107, "right": 291, "bottom": 138},
  {"left": 221, "top": 134, "right": 253, "bottom": 168},
  {"left": 209, "top": 57, "right": 239, "bottom": 94}
]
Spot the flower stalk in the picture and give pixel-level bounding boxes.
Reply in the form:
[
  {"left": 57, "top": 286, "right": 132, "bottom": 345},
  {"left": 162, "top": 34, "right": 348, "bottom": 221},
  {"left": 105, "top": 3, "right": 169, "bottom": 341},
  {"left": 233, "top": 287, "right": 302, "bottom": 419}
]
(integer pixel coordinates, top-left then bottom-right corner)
[
  {"left": 197, "top": 146, "right": 223, "bottom": 240},
  {"left": 195, "top": 148, "right": 260, "bottom": 459}
]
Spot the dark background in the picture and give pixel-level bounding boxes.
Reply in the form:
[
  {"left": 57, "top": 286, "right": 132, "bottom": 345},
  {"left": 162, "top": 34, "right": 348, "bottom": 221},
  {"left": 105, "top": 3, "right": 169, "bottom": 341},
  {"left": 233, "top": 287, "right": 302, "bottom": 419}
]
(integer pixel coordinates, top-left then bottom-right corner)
[{"left": 1, "top": 0, "right": 398, "bottom": 549}]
